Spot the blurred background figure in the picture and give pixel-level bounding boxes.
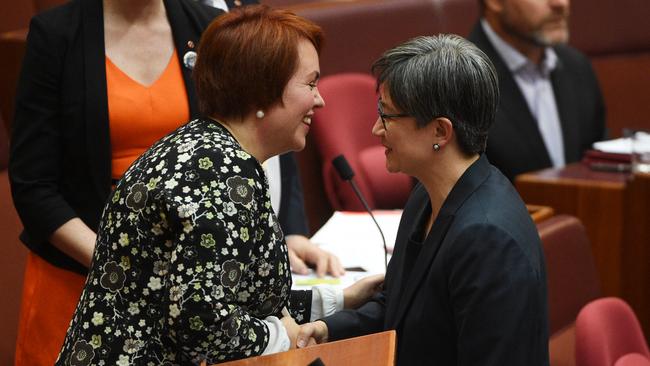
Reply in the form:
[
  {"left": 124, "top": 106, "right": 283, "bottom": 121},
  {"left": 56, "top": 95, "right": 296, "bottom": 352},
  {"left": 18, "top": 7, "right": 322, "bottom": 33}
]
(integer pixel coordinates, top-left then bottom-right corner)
[{"left": 471, "top": 0, "right": 606, "bottom": 180}]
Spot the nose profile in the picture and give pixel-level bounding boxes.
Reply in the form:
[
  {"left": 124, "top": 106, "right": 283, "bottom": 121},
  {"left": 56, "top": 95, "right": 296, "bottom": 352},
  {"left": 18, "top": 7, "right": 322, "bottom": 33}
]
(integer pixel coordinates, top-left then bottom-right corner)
[
  {"left": 314, "top": 89, "right": 325, "bottom": 108},
  {"left": 372, "top": 117, "right": 384, "bottom": 136}
]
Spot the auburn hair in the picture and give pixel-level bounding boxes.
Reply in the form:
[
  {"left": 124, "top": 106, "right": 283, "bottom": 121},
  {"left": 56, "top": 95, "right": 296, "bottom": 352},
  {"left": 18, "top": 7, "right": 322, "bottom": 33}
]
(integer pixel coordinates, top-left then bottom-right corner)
[{"left": 193, "top": 5, "right": 324, "bottom": 121}]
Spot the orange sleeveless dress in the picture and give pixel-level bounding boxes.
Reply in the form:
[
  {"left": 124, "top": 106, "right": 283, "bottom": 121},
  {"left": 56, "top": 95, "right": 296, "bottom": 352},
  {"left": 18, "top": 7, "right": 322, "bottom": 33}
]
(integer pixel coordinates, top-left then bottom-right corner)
[{"left": 14, "top": 50, "right": 189, "bottom": 365}]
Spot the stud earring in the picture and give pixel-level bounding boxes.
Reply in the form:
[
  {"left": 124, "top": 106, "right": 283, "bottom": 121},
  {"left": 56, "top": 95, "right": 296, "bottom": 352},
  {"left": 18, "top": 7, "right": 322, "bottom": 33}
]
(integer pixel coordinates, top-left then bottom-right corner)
[
  {"left": 256, "top": 110, "right": 265, "bottom": 119},
  {"left": 433, "top": 143, "right": 441, "bottom": 151}
]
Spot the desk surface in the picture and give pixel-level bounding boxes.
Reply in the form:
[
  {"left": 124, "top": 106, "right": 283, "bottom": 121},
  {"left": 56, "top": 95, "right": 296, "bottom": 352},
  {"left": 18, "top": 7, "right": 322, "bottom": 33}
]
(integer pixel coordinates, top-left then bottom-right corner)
[
  {"left": 214, "top": 330, "right": 396, "bottom": 366},
  {"left": 517, "top": 163, "right": 628, "bottom": 186}
]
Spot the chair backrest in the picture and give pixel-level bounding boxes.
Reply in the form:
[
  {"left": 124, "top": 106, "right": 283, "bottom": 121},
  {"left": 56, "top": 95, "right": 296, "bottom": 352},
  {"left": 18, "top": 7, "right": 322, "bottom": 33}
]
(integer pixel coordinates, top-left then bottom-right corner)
[
  {"left": 537, "top": 214, "right": 601, "bottom": 366},
  {"left": 293, "top": 0, "right": 477, "bottom": 77},
  {"left": 213, "top": 330, "right": 396, "bottom": 366},
  {"left": 0, "top": 170, "right": 28, "bottom": 365},
  {"left": 310, "top": 73, "right": 412, "bottom": 211},
  {"left": 615, "top": 354, "right": 650, "bottom": 366},
  {"left": 576, "top": 297, "right": 650, "bottom": 366}
]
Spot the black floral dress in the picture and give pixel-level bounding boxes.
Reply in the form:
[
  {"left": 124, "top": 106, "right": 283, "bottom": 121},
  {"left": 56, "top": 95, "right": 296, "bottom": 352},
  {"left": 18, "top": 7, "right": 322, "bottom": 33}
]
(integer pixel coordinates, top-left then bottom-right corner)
[{"left": 56, "top": 119, "right": 311, "bottom": 365}]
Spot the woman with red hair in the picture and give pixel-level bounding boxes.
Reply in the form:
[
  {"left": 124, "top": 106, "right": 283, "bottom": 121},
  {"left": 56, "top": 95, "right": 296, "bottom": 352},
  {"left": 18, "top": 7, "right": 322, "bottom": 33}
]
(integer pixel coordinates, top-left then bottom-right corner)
[{"left": 55, "top": 6, "right": 381, "bottom": 365}]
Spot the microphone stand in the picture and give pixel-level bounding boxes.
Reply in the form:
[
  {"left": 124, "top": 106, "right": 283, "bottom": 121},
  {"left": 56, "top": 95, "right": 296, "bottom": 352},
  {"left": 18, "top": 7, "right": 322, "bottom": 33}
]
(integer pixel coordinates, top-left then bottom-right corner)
[{"left": 348, "top": 180, "right": 388, "bottom": 271}]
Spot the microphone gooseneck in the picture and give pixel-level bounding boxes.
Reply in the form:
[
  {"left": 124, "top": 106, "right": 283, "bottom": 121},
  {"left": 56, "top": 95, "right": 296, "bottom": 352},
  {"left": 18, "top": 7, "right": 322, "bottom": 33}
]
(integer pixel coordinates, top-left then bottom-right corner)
[{"left": 332, "top": 154, "right": 388, "bottom": 271}]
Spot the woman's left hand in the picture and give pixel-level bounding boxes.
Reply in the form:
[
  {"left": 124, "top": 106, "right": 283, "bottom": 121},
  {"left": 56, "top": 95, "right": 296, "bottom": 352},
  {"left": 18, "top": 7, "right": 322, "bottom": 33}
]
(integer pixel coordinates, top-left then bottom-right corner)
[
  {"left": 343, "top": 274, "right": 385, "bottom": 309},
  {"left": 286, "top": 235, "right": 345, "bottom": 277}
]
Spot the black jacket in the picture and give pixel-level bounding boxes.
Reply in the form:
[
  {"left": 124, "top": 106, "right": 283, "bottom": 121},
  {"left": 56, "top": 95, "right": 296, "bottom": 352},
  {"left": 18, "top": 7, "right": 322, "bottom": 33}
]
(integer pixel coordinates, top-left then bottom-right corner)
[
  {"left": 323, "top": 155, "right": 549, "bottom": 365},
  {"left": 468, "top": 23, "right": 606, "bottom": 181}
]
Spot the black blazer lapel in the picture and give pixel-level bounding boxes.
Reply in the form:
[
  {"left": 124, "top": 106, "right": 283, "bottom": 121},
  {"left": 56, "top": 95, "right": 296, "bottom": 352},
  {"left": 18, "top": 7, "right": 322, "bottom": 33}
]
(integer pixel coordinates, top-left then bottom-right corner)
[
  {"left": 165, "top": 0, "right": 225, "bottom": 119},
  {"left": 165, "top": 0, "right": 201, "bottom": 119},
  {"left": 387, "top": 213, "right": 453, "bottom": 329},
  {"left": 387, "top": 155, "right": 492, "bottom": 329},
  {"left": 383, "top": 192, "right": 428, "bottom": 326},
  {"left": 469, "top": 23, "right": 551, "bottom": 168},
  {"left": 551, "top": 58, "right": 581, "bottom": 163},
  {"left": 82, "top": 0, "right": 112, "bottom": 202}
]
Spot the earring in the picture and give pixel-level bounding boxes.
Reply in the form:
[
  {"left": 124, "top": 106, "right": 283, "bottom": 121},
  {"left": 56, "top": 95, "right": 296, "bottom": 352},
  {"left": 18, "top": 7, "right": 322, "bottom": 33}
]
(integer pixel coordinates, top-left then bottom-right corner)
[
  {"left": 433, "top": 143, "right": 441, "bottom": 151},
  {"left": 256, "top": 110, "right": 265, "bottom": 119}
]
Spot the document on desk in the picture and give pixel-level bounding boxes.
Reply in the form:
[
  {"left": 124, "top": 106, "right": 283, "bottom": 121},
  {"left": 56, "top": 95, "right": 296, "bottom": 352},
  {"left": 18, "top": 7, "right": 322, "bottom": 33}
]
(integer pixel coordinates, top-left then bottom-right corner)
[
  {"left": 291, "top": 270, "right": 380, "bottom": 290},
  {"left": 309, "top": 210, "right": 403, "bottom": 277}
]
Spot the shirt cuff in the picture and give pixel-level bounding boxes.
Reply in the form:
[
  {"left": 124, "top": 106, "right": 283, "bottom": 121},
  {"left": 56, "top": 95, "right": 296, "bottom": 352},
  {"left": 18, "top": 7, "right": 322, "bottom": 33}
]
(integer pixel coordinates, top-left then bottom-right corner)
[
  {"left": 261, "top": 316, "right": 290, "bottom": 355},
  {"left": 310, "top": 285, "right": 344, "bottom": 321}
]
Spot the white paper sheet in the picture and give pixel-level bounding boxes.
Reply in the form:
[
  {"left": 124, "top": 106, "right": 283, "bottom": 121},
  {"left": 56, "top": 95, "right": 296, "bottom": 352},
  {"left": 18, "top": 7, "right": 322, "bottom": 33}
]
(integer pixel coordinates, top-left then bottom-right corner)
[{"left": 291, "top": 210, "right": 403, "bottom": 288}]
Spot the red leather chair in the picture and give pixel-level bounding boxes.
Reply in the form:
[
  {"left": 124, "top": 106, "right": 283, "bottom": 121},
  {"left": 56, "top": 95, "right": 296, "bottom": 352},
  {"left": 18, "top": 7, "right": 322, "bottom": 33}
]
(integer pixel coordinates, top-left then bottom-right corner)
[
  {"left": 537, "top": 215, "right": 601, "bottom": 366},
  {"left": 576, "top": 297, "right": 650, "bottom": 366},
  {"left": 615, "top": 354, "right": 650, "bottom": 366},
  {"left": 310, "top": 73, "right": 413, "bottom": 211}
]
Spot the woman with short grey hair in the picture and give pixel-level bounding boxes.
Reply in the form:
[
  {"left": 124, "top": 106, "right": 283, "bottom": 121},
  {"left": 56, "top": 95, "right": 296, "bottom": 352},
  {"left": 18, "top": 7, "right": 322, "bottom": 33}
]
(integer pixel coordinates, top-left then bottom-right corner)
[{"left": 298, "top": 34, "right": 549, "bottom": 365}]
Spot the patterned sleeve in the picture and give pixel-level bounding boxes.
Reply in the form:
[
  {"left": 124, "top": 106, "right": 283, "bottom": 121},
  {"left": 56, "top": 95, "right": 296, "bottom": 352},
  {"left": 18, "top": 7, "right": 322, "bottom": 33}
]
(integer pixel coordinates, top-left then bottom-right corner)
[
  {"left": 160, "top": 135, "right": 288, "bottom": 363},
  {"left": 289, "top": 290, "right": 312, "bottom": 324}
]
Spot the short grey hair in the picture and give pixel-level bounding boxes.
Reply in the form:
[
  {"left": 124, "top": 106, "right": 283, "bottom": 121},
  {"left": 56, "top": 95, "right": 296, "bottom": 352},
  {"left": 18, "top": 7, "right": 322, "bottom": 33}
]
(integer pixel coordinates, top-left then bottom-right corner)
[{"left": 372, "top": 34, "right": 499, "bottom": 155}]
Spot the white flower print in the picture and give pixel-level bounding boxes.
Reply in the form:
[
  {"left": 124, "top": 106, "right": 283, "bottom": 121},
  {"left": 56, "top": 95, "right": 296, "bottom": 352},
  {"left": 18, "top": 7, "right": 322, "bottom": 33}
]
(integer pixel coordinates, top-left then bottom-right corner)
[
  {"left": 177, "top": 202, "right": 199, "bottom": 218},
  {"left": 91, "top": 312, "right": 104, "bottom": 326},
  {"left": 148, "top": 277, "right": 162, "bottom": 291},
  {"left": 56, "top": 119, "right": 306, "bottom": 364}
]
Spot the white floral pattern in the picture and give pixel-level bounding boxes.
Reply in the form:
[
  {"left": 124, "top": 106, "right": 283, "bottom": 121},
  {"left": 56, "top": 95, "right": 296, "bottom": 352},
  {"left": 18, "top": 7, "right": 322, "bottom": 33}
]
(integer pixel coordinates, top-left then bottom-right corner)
[{"left": 56, "top": 119, "right": 311, "bottom": 365}]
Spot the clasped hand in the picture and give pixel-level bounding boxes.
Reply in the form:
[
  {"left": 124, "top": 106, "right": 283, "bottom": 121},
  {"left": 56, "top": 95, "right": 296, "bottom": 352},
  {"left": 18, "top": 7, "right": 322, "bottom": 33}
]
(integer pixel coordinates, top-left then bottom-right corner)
[{"left": 294, "top": 273, "right": 384, "bottom": 348}]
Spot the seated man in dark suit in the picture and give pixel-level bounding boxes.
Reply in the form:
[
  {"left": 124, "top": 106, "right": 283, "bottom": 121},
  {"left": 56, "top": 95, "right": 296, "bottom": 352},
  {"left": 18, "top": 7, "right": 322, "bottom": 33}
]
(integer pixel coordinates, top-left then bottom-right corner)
[{"left": 469, "top": 0, "right": 606, "bottom": 180}]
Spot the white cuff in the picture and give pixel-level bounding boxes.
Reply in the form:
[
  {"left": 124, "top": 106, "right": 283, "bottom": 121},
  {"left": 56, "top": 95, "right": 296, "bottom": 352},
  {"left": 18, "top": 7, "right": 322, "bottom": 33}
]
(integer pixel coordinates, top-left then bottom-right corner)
[
  {"left": 310, "top": 285, "right": 344, "bottom": 321},
  {"left": 261, "top": 316, "right": 290, "bottom": 355}
]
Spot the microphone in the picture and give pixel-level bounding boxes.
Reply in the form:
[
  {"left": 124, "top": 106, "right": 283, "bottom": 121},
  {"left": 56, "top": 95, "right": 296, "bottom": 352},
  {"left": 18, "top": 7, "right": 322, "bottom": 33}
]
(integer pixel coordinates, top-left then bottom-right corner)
[{"left": 332, "top": 155, "right": 388, "bottom": 271}]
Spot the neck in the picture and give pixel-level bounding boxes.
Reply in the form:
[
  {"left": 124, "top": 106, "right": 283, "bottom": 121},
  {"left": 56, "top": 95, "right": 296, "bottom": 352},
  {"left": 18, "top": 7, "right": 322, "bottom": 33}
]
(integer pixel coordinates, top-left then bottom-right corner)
[
  {"left": 103, "top": 0, "right": 165, "bottom": 22},
  {"left": 417, "top": 149, "right": 479, "bottom": 220},
  {"left": 485, "top": 16, "right": 545, "bottom": 65},
  {"left": 212, "top": 116, "right": 273, "bottom": 164}
]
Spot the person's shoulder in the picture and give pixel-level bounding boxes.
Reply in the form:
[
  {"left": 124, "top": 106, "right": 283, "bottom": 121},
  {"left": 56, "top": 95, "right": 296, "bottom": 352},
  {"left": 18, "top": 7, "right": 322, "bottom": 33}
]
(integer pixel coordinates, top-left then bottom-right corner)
[
  {"left": 29, "top": 0, "right": 81, "bottom": 35},
  {"left": 554, "top": 43, "right": 592, "bottom": 68},
  {"left": 456, "top": 168, "right": 537, "bottom": 240}
]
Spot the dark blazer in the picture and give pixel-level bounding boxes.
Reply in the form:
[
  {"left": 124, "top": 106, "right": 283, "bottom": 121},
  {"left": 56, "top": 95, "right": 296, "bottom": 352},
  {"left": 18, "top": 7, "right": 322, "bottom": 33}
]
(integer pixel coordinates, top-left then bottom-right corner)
[
  {"left": 468, "top": 23, "right": 606, "bottom": 181},
  {"left": 10, "top": 0, "right": 304, "bottom": 274},
  {"left": 278, "top": 153, "right": 310, "bottom": 236},
  {"left": 323, "top": 155, "right": 549, "bottom": 365}
]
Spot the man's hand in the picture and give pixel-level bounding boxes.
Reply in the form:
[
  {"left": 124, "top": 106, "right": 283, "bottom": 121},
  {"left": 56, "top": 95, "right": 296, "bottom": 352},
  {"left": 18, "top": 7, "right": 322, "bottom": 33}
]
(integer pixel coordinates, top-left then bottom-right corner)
[
  {"left": 296, "top": 320, "right": 329, "bottom": 348},
  {"left": 286, "top": 235, "right": 345, "bottom": 277},
  {"left": 343, "top": 274, "right": 384, "bottom": 309}
]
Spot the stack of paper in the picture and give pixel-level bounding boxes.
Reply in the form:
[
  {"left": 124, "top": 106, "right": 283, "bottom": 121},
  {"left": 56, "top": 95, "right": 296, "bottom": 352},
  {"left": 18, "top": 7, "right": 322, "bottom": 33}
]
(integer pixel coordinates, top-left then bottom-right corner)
[{"left": 297, "top": 210, "right": 402, "bottom": 282}]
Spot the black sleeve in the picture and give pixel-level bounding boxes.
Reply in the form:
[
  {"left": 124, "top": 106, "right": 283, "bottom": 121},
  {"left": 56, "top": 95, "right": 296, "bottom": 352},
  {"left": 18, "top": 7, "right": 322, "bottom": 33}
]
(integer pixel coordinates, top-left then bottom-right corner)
[
  {"left": 278, "top": 153, "right": 309, "bottom": 236},
  {"left": 447, "top": 224, "right": 548, "bottom": 366},
  {"left": 321, "top": 291, "right": 387, "bottom": 341},
  {"left": 9, "top": 15, "right": 78, "bottom": 244}
]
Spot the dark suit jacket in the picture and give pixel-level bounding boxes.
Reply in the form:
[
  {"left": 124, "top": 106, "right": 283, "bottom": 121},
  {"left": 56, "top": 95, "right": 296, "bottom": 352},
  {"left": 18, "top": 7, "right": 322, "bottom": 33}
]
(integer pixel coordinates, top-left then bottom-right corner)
[
  {"left": 10, "top": 0, "right": 306, "bottom": 274},
  {"left": 323, "top": 155, "right": 549, "bottom": 365},
  {"left": 469, "top": 23, "right": 606, "bottom": 181}
]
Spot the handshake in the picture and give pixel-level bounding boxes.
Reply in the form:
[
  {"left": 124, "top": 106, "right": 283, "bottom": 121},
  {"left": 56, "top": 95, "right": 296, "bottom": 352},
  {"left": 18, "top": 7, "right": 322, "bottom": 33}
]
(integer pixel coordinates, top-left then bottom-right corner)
[{"left": 281, "top": 274, "right": 384, "bottom": 349}]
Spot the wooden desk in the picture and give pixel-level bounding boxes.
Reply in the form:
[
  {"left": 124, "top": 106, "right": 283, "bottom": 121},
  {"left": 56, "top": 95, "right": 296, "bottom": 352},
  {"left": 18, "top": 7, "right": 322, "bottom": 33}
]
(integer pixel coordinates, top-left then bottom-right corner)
[
  {"left": 213, "top": 330, "right": 396, "bottom": 366},
  {"left": 515, "top": 164, "right": 650, "bottom": 337}
]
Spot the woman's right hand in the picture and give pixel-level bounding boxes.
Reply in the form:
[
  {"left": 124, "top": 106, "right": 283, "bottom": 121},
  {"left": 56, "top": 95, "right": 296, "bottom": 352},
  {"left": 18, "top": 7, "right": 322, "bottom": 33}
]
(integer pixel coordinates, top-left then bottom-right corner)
[
  {"left": 343, "top": 274, "right": 385, "bottom": 309},
  {"left": 280, "top": 311, "right": 300, "bottom": 349}
]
